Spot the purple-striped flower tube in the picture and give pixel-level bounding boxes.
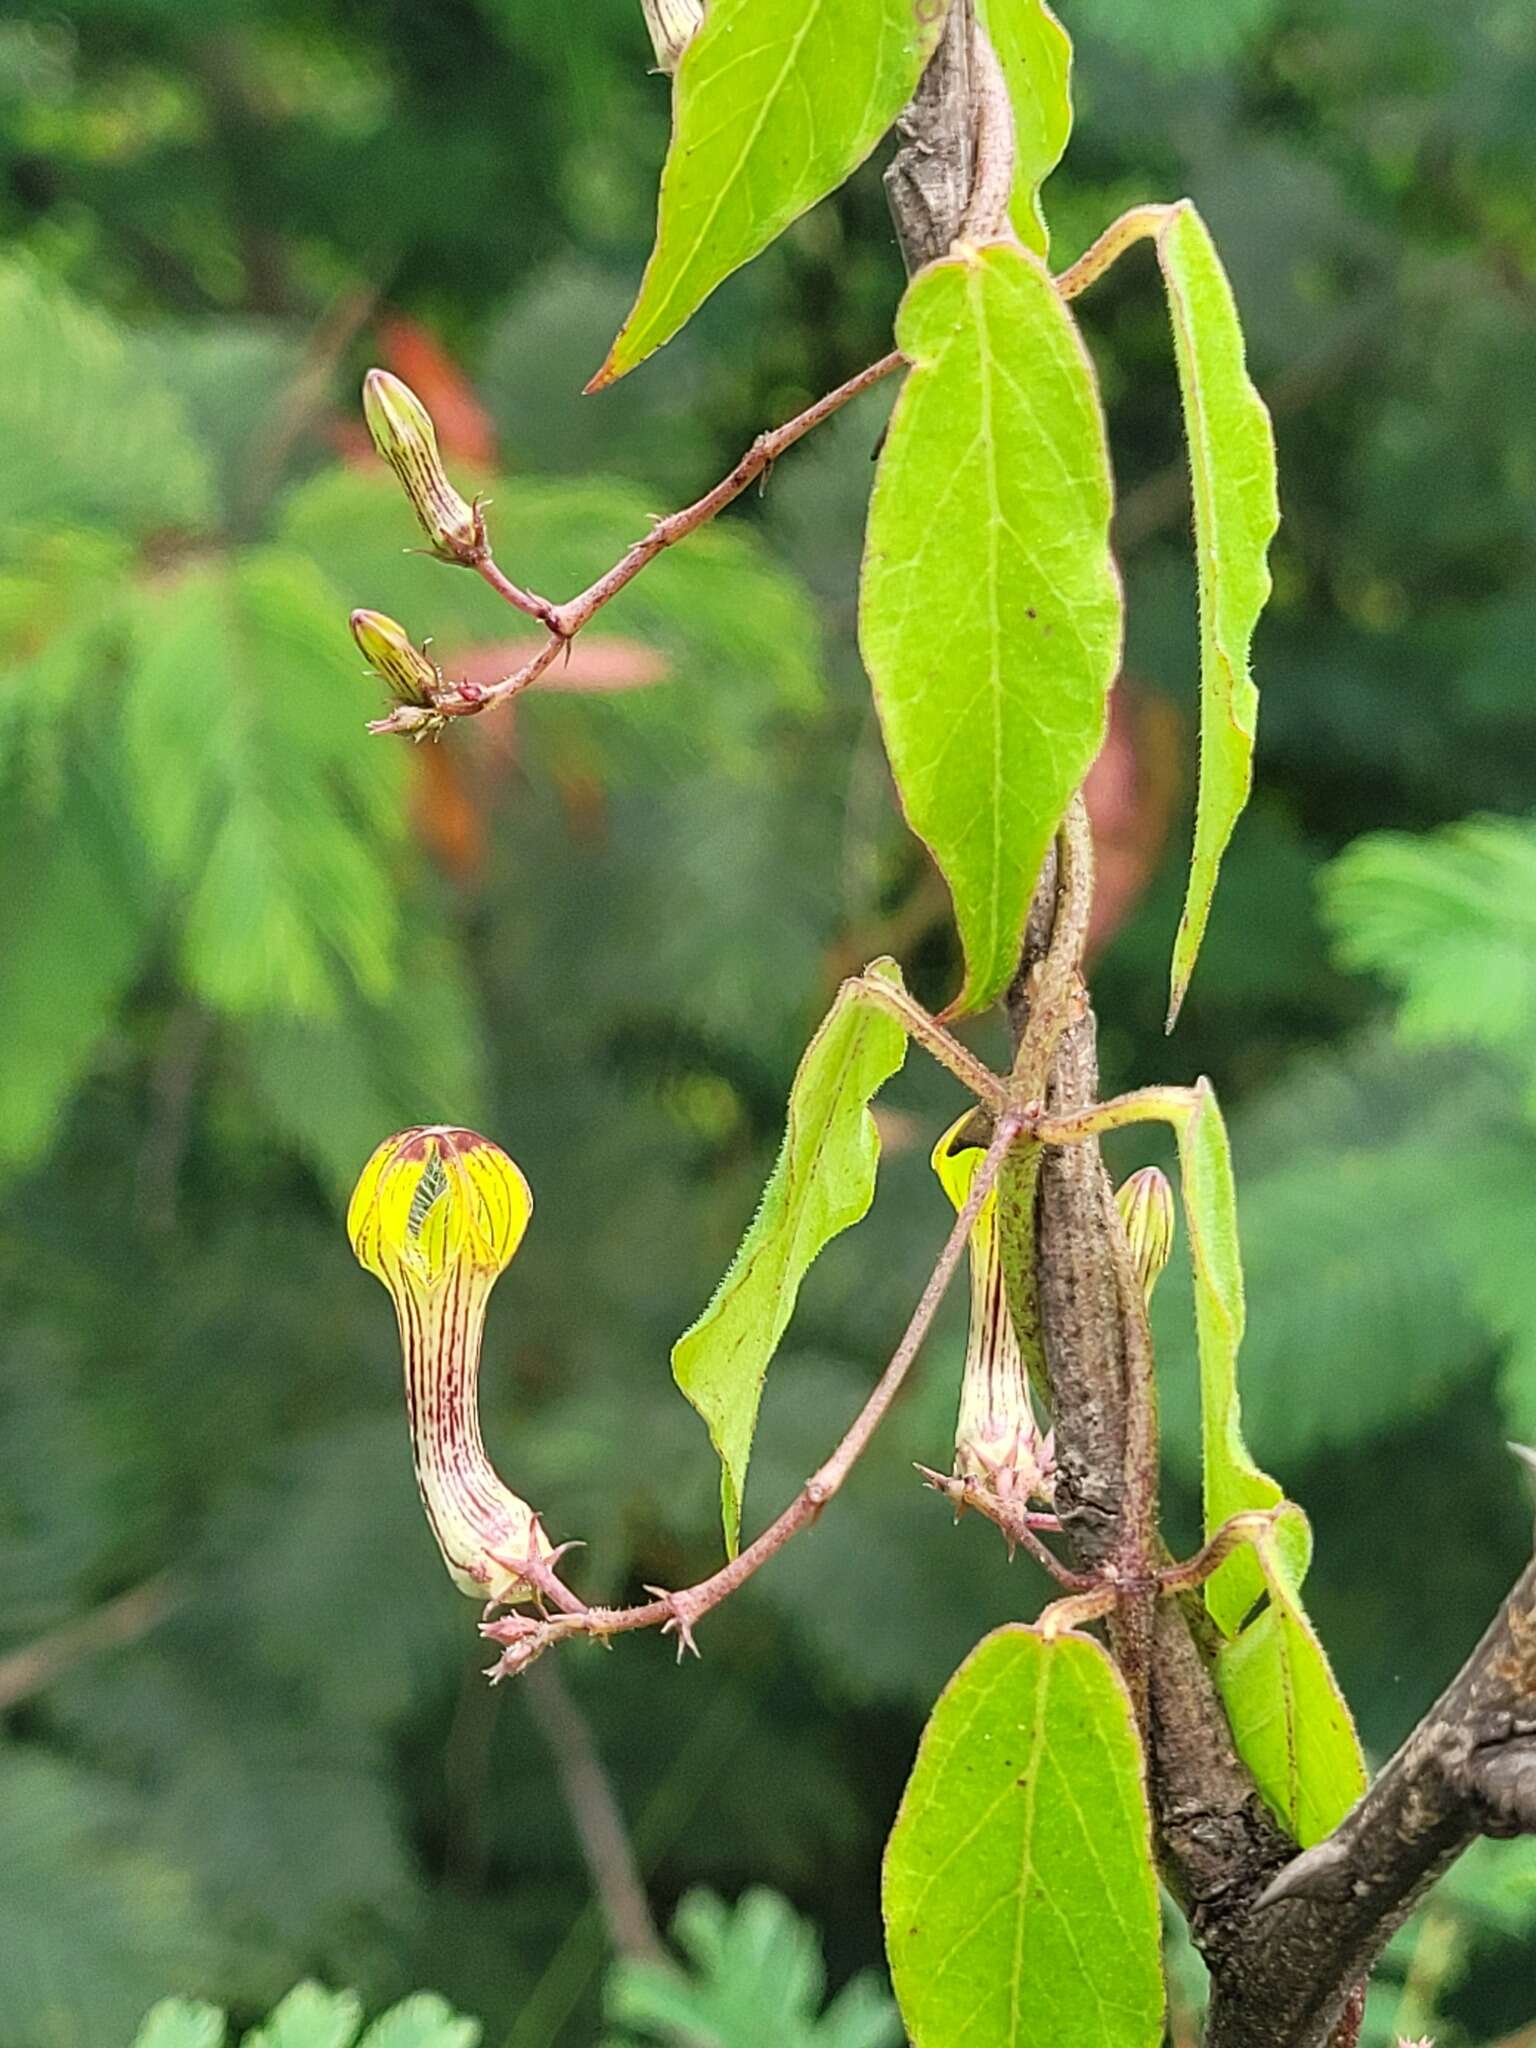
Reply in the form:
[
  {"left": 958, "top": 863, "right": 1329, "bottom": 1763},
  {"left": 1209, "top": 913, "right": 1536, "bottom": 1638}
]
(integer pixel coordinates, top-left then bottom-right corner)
[
  {"left": 348, "top": 1126, "right": 551, "bottom": 1603},
  {"left": 931, "top": 1114, "right": 1054, "bottom": 1505}
]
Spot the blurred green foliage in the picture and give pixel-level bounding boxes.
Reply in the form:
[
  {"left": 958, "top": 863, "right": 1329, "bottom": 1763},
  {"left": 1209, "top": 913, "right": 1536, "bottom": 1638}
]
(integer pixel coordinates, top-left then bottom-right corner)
[{"left": 2, "top": 0, "right": 1536, "bottom": 2042}]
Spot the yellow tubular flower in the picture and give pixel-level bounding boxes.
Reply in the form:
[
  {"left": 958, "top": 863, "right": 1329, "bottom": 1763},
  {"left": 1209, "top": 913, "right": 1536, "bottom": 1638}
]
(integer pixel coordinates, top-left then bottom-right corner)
[
  {"left": 361, "top": 369, "right": 483, "bottom": 562},
  {"left": 931, "top": 1114, "right": 1054, "bottom": 1504},
  {"left": 348, "top": 1126, "right": 551, "bottom": 1603},
  {"left": 1114, "top": 1165, "right": 1176, "bottom": 1306}
]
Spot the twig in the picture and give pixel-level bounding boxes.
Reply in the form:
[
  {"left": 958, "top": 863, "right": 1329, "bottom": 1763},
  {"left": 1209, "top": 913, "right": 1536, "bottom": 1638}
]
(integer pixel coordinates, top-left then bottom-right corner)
[
  {"left": 371, "top": 350, "right": 905, "bottom": 735},
  {"left": 483, "top": 1110, "right": 1026, "bottom": 1675},
  {"left": 0, "top": 1575, "right": 181, "bottom": 1711},
  {"left": 522, "top": 1659, "right": 665, "bottom": 1963}
]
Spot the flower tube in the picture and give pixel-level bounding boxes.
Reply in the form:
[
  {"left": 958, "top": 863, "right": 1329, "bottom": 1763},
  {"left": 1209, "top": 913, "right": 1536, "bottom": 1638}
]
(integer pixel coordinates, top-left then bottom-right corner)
[
  {"left": 348, "top": 1126, "right": 551, "bottom": 1603},
  {"left": 931, "top": 1114, "right": 1054, "bottom": 1505}
]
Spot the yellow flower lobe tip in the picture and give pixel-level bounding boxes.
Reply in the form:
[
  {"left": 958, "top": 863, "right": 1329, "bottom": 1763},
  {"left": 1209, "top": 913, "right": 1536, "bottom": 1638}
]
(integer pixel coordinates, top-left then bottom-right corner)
[{"left": 347, "top": 1125, "right": 532, "bottom": 1293}]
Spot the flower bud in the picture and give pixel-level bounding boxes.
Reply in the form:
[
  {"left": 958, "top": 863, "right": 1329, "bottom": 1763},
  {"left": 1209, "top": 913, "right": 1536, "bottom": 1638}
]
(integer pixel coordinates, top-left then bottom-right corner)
[
  {"left": 362, "top": 369, "right": 483, "bottom": 563},
  {"left": 640, "top": 0, "right": 703, "bottom": 72},
  {"left": 932, "top": 1114, "right": 1054, "bottom": 1505},
  {"left": 1115, "top": 1166, "right": 1175, "bottom": 1305},
  {"left": 348, "top": 1126, "right": 552, "bottom": 1603},
  {"left": 350, "top": 608, "right": 441, "bottom": 711}
]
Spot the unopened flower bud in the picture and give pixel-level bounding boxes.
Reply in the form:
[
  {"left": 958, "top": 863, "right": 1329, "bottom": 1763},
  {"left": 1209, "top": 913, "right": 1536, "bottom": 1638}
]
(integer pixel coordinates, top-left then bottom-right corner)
[
  {"left": 932, "top": 1114, "right": 1054, "bottom": 1505},
  {"left": 1115, "top": 1166, "right": 1175, "bottom": 1305},
  {"left": 640, "top": 0, "right": 703, "bottom": 73},
  {"left": 362, "top": 369, "right": 483, "bottom": 563},
  {"left": 350, "top": 608, "right": 442, "bottom": 711},
  {"left": 348, "top": 1126, "right": 553, "bottom": 1603}
]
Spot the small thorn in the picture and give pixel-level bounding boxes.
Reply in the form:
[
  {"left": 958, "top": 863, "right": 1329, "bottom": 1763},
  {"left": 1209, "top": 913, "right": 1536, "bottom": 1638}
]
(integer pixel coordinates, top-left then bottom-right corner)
[{"left": 644, "top": 1584, "right": 701, "bottom": 1662}]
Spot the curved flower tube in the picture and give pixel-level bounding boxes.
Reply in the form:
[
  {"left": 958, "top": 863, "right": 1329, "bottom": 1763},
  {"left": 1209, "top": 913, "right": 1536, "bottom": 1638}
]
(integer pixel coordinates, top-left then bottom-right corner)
[
  {"left": 348, "top": 1126, "right": 551, "bottom": 1603},
  {"left": 931, "top": 1114, "right": 1054, "bottom": 1505}
]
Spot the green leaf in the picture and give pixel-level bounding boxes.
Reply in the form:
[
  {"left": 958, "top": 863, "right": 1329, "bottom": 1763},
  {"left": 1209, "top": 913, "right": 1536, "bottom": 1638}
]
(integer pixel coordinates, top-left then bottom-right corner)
[
  {"left": 123, "top": 548, "right": 406, "bottom": 1020},
  {"left": 0, "top": 256, "right": 213, "bottom": 541},
  {"left": 244, "top": 1985, "right": 363, "bottom": 2048},
  {"left": 975, "top": 1, "right": 1073, "bottom": 256},
  {"left": 132, "top": 2003, "right": 228, "bottom": 2048},
  {"left": 860, "top": 240, "right": 1121, "bottom": 1015},
  {"left": 1213, "top": 1514, "right": 1367, "bottom": 1847},
  {"left": 672, "top": 961, "right": 907, "bottom": 1552},
  {"left": 0, "top": 1745, "right": 220, "bottom": 2048},
  {"left": 1157, "top": 203, "right": 1279, "bottom": 1027},
  {"left": 606, "top": 1888, "right": 900, "bottom": 2048},
  {"left": 883, "top": 1626, "right": 1164, "bottom": 2048},
  {"left": 134, "top": 1994, "right": 482, "bottom": 2048},
  {"left": 592, "top": 0, "right": 947, "bottom": 387},
  {"left": 0, "top": 528, "right": 136, "bottom": 811},
  {"left": 357, "top": 1994, "right": 481, "bottom": 2048},
  {"left": 1167, "top": 1079, "right": 1298, "bottom": 1633},
  {"left": 1165, "top": 1083, "right": 1367, "bottom": 1843},
  {"left": 1324, "top": 817, "right": 1536, "bottom": 1084},
  {"left": 0, "top": 734, "right": 152, "bottom": 1175}
]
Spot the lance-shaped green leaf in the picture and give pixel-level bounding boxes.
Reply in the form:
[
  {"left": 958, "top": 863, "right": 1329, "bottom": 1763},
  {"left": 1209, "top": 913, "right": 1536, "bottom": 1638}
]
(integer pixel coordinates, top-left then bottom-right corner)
[
  {"left": 591, "top": 0, "right": 946, "bottom": 389},
  {"left": 975, "top": 0, "right": 1072, "bottom": 256},
  {"left": 1214, "top": 1510, "right": 1366, "bottom": 1847},
  {"left": 1157, "top": 203, "right": 1279, "bottom": 1027},
  {"left": 884, "top": 1626, "right": 1163, "bottom": 2048},
  {"left": 1105, "top": 1079, "right": 1366, "bottom": 1840},
  {"left": 673, "top": 960, "right": 908, "bottom": 1552},
  {"left": 860, "top": 241, "right": 1121, "bottom": 1016},
  {"left": 1168, "top": 1078, "right": 1301, "bottom": 1635}
]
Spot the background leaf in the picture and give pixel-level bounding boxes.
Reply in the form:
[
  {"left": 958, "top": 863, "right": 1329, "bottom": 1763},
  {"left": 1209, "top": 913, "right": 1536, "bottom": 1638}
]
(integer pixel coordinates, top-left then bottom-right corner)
[
  {"left": 124, "top": 549, "right": 405, "bottom": 1019},
  {"left": 0, "top": 1745, "right": 220, "bottom": 2048},
  {"left": 1158, "top": 203, "right": 1279, "bottom": 1026},
  {"left": 593, "top": 0, "right": 946, "bottom": 386},
  {"left": 244, "top": 1985, "right": 364, "bottom": 2048},
  {"left": 975, "top": 0, "right": 1073, "bottom": 256},
  {"left": 132, "top": 2004, "right": 228, "bottom": 2048},
  {"left": 0, "top": 256, "right": 212, "bottom": 541},
  {"left": 605, "top": 1889, "right": 900, "bottom": 2048},
  {"left": 672, "top": 962, "right": 907, "bottom": 1552},
  {"left": 859, "top": 240, "right": 1121, "bottom": 1014},
  {"left": 1324, "top": 816, "right": 1536, "bottom": 1088},
  {"left": 883, "top": 1626, "right": 1164, "bottom": 2048}
]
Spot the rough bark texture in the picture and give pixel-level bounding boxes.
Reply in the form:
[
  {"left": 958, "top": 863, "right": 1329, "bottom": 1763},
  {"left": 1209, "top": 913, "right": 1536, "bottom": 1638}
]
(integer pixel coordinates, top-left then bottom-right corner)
[{"left": 885, "top": 18, "right": 1536, "bottom": 2047}]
